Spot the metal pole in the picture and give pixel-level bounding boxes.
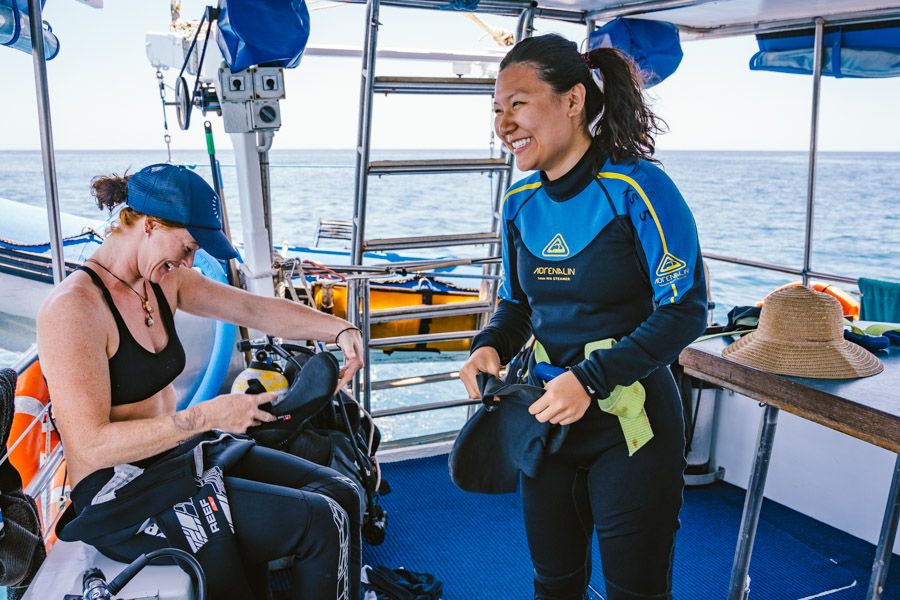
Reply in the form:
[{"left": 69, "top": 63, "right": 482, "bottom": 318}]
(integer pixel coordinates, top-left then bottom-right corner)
[
  {"left": 480, "top": 159, "right": 507, "bottom": 328},
  {"left": 728, "top": 404, "right": 780, "bottom": 600},
  {"left": 28, "top": 0, "right": 65, "bottom": 284},
  {"left": 349, "top": 0, "right": 381, "bottom": 401},
  {"left": 515, "top": 3, "right": 536, "bottom": 40},
  {"left": 351, "top": 0, "right": 381, "bottom": 266},
  {"left": 205, "top": 122, "right": 240, "bottom": 275},
  {"left": 866, "top": 455, "right": 900, "bottom": 600},
  {"left": 348, "top": 280, "right": 360, "bottom": 399},
  {"left": 257, "top": 131, "right": 275, "bottom": 254},
  {"left": 802, "top": 18, "right": 825, "bottom": 286},
  {"left": 361, "top": 282, "right": 373, "bottom": 413},
  {"left": 230, "top": 132, "right": 275, "bottom": 300}
]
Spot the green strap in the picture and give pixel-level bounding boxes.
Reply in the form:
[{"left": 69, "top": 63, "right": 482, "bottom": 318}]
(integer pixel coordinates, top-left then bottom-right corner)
[
  {"left": 584, "top": 339, "right": 653, "bottom": 456},
  {"left": 534, "top": 339, "right": 653, "bottom": 456},
  {"left": 844, "top": 318, "right": 900, "bottom": 336}
]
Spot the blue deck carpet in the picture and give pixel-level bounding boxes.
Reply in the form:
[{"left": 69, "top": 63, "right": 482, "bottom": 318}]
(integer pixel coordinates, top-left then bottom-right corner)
[{"left": 362, "top": 454, "right": 899, "bottom": 600}]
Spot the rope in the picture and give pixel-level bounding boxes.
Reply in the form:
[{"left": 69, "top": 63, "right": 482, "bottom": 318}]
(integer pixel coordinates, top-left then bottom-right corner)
[
  {"left": 0, "top": 229, "right": 104, "bottom": 252},
  {"left": 156, "top": 69, "right": 173, "bottom": 162},
  {"left": 236, "top": 263, "right": 278, "bottom": 280}
]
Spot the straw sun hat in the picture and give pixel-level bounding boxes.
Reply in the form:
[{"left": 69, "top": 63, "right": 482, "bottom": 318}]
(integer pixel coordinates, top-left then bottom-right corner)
[{"left": 722, "top": 285, "right": 883, "bottom": 379}]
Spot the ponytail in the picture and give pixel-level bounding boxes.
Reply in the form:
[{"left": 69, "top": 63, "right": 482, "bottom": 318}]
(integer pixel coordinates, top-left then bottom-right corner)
[
  {"left": 90, "top": 170, "right": 180, "bottom": 230},
  {"left": 499, "top": 33, "right": 665, "bottom": 167},
  {"left": 90, "top": 172, "right": 130, "bottom": 213},
  {"left": 582, "top": 47, "right": 666, "bottom": 164}
]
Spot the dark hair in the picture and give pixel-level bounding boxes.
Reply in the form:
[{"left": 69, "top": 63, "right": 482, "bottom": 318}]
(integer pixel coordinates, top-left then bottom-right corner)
[
  {"left": 91, "top": 172, "right": 130, "bottom": 212},
  {"left": 90, "top": 171, "right": 180, "bottom": 229},
  {"left": 499, "top": 33, "right": 666, "bottom": 165}
]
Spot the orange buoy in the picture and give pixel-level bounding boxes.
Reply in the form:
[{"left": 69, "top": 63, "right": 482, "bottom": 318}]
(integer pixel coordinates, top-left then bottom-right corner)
[
  {"left": 811, "top": 282, "right": 860, "bottom": 319},
  {"left": 759, "top": 281, "right": 860, "bottom": 319},
  {"left": 9, "top": 360, "right": 58, "bottom": 486}
]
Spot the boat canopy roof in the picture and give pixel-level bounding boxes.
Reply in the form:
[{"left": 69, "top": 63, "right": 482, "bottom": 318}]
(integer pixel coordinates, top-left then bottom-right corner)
[
  {"left": 750, "top": 19, "right": 900, "bottom": 78},
  {"left": 347, "top": 0, "right": 900, "bottom": 39}
]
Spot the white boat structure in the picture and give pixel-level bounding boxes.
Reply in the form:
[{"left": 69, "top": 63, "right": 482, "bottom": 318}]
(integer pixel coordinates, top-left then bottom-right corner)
[{"left": 1, "top": 0, "right": 898, "bottom": 598}]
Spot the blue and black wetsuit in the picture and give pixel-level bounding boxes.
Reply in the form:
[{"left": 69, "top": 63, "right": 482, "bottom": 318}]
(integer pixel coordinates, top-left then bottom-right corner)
[{"left": 471, "top": 150, "right": 707, "bottom": 600}]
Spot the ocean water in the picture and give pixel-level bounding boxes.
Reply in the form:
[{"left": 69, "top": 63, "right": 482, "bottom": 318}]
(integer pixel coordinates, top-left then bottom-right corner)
[{"left": 2, "top": 149, "right": 899, "bottom": 440}]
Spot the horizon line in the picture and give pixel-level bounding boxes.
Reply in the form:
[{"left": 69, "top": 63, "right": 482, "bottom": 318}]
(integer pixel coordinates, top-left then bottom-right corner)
[{"left": 2, "top": 148, "right": 899, "bottom": 154}]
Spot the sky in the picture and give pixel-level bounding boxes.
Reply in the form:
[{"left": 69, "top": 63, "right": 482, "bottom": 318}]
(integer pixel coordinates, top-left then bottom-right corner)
[{"left": 1, "top": 0, "right": 899, "bottom": 152}]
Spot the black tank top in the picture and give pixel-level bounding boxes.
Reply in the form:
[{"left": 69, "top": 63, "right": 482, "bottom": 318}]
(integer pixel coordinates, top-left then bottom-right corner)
[{"left": 78, "top": 266, "right": 186, "bottom": 406}]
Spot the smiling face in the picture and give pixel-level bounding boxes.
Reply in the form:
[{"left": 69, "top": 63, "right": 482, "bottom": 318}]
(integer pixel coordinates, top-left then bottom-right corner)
[
  {"left": 493, "top": 62, "right": 592, "bottom": 179},
  {"left": 141, "top": 220, "right": 200, "bottom": 283}
]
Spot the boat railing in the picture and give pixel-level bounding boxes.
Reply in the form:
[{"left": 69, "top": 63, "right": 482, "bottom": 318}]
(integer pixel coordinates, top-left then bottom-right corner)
[
  {"left": 302, "top": 255, "right": 495, "bottom": 446},
  {"left": 313, "top": 218, "right": 354, "bottom": 246},
  {"left": 322, "top": 244, "right": 866, "bottom": 448},
  {"left": 702, "top": 252, "right": 859, "bottom": 287},
  {"left": 342, "top": 0, "right": 541, "bottom": 443}
]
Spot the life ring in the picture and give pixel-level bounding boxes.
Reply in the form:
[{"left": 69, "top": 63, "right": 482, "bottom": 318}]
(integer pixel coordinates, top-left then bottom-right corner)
[
  {"left": 812, "top": 282, "right": 860, "bottom": 319},
  {"left": 760, "top": 282, "right": 860, "bottom": 319},
  {"left": 9, "top": 359, "right": 59, "bottom": 487}
]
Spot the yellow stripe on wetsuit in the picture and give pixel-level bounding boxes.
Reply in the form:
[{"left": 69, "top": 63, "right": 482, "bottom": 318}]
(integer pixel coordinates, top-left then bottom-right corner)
[
  {"left": 598, "top": 171, "right": 679, "bottom": 303},
  {"left": 503, "top": 181, "right": 542, "bottom": 203}
]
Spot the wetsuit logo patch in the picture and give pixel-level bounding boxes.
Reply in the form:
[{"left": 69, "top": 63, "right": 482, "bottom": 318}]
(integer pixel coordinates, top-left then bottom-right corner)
[
  {"left": 541, "top": 233, "right": 570, "bottom": 258},
  {"left": 173, "top": 500, "right": 209, "bottom": 553},
  {"left": 655, "top": 253, "right": 687, "bottom": 277},
  {"left": 533, "top": 266, "right": 576, "bottom": 282}
]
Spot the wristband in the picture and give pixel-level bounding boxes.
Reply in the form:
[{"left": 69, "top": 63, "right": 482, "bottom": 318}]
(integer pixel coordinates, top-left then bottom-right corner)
[{"left": 334, "top": 326, "right": 361, "bottom": 344}]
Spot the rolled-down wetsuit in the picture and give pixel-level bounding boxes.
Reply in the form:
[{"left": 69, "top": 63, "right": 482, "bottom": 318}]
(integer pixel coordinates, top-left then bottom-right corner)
[
  {"left": 61, "top": 435, "right": 360, "bottom": 600},
  {"left": 59, "top": 266, "right": 361, "bottom": 600},
  {"left": 471, "top": 150, "right": 707, "bottom": 600}
]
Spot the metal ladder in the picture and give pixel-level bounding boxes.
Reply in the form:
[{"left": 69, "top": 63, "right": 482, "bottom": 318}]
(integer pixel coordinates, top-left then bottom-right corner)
[{"left": 347, "top": 0, "right": 537, "bottom": 417}]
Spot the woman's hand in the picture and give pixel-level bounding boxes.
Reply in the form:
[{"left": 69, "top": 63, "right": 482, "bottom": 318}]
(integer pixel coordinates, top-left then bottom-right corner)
[
  {"left": 460, "top": 346, "right": 501, "bottom": 401},
  {"left": 192, "top": 392, "right": 280, "bottom": 434},
  {"left": 528, "top": 371, "right": 591, "bottom": 425},
  {"left": 335, "top": 327, "right": 365, "bottom": 391}
]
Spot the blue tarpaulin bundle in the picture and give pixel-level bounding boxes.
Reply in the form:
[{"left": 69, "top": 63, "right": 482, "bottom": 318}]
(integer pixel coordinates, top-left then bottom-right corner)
[
  {"left": 217, "top": 0, "right": 311, "bottom": 72},
  {"left": 750, "top": 20, "right": 900, "bottom": 78},
  {"left": 588, "top": 17, "right": 683, "bottom": 87},
  {"left": 0, "top": 0, "right": 59, "bottom": 59}
]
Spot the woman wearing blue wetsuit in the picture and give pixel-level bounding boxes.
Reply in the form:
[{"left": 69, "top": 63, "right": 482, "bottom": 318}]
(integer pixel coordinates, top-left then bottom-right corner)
[
  {"left": 459, "top": 34, "right": 707, "bottom": 600},
  {"left": 38, "top": 164, "right": 365, "bottom": 599}
]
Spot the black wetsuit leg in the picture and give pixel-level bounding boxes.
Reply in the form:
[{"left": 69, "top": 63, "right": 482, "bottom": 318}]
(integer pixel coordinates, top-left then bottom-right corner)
[
  {"left": 73, "top": 445, "right": 360, "bottom": 600},
  {"left": 521, "top": 368, "right": 686, "bottom": 600},
  {"left": 520, "top": 458, "right": 594, "bottom": 600},
  {"left": 226, "top": 445, "right": 362, "bottom": 600},
  {"left": 588, "top": 369, "right": 686, "bottom": 600}
]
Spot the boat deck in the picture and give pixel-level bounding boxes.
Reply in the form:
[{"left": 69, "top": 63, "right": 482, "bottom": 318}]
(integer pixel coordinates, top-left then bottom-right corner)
[{"left": 362, "top": 454, "right": 900, "bottom": 599}]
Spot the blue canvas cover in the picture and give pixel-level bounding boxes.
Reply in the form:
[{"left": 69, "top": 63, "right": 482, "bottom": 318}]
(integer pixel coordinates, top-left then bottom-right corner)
[
  {"left": 0, "top": 0, "right": 59, "bottom": 60},
  {"left": 750, "top": 20, "right": 900, "bottom": 78},
  {"left": 217, "top": 0, "right": 311, "bottom": 72},
  {"left": 588, "top": 17, "right": 682, "bottom": 87}
]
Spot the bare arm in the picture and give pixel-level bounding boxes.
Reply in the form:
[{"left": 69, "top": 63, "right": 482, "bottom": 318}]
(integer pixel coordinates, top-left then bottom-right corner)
[
  {"left": 172, "top": 267, "right": 364, "bottom": 387},
  {"left": 172, "top": 267, "right": 346, "bottom": 339},
  {"left": 37, "top": 286, "right": 276, "bottom": 476}
]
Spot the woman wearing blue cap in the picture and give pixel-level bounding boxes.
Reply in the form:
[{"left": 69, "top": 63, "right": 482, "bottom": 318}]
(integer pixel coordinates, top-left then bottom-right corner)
[
  {"left": 459, "top": 35, "right": 707, "bottom": 599},
  {"left": 37, "top": 163, "right": 364, "bottom": 599}
]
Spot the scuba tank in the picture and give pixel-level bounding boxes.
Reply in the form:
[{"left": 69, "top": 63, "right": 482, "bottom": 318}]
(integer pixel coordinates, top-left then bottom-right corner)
[{"left": 231, "top": 350, "right": 289, "bottom": 394}]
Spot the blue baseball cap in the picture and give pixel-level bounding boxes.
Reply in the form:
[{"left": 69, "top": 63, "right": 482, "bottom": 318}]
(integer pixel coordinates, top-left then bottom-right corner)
[{"left": 126, "top": 163, "right": 239, "bottom": 260}]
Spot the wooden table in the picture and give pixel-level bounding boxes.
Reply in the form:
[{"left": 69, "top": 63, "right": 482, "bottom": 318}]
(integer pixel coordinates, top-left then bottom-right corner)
[{"left": 679, "top": 337, "right": 900, "bottom": 600}]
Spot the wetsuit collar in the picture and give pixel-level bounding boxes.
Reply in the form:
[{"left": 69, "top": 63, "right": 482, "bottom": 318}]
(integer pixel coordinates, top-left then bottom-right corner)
[{"left": 541, "top": 148, "right": 602, "bottom": 202}]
